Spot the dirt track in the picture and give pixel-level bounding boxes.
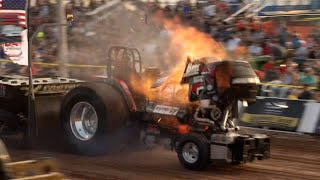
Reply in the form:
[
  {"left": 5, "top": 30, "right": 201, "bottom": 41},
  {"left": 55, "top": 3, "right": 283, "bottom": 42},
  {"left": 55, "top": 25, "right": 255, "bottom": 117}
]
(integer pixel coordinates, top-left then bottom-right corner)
[{"left": 7, "top": 130, "right": 320, "bottom": 180}]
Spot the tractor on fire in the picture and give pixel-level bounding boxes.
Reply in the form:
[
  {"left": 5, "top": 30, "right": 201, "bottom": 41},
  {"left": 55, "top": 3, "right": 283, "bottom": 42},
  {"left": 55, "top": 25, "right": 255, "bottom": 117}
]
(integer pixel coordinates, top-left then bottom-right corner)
[{"left": 0, "top": 46, "right": 270, "bottom": 170}]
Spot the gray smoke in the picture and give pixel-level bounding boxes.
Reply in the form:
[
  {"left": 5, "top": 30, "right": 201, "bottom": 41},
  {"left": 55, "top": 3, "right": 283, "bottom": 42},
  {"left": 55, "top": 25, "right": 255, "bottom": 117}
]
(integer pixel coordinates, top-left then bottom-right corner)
[{"left": 68, "top": 1, "right": 172, "bottom": 78}]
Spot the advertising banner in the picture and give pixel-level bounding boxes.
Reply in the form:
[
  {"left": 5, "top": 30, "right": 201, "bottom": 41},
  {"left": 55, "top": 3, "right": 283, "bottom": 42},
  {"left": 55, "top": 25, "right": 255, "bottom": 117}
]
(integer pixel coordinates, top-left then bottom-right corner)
[
  {"left": 2, "top": 29, "right": 28, "bottom": 65},
  {"left": 239, "top": 97, "right": 307, "bottom": 131}
]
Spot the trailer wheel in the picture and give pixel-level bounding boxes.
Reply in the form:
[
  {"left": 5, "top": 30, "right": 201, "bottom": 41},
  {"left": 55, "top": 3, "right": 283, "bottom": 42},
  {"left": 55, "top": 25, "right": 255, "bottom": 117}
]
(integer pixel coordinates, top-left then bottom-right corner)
[
  {"left": 177, "top": 133, "right": 210, "bottom": 170},
  {"left": 61, "top": 83, "right": 130, "bottom": 155}
]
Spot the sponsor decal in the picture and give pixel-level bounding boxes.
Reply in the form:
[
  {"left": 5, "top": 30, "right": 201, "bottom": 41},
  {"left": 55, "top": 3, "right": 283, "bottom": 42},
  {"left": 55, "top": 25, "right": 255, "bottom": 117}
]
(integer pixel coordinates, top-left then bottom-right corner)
[
  {"left": 241, "top": 113, "right": 299, "bottom": 128},
  {"left": 20, "top": 84, "right": 81, "bottom": 96},
  {"left": 152, "top": 105, "right": 179, "bottom": 115},
  {"left": 3, "top": 42, "right": 22, "bottom": 57}
]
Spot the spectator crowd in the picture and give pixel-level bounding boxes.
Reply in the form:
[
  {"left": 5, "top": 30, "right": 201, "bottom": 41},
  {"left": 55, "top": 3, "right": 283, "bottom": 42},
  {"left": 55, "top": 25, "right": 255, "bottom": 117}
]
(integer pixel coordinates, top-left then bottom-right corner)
[
  {"left": 29, "top": 0, "right": 108, "bottom": 75},
  {"left": 156, "top": 0, "right": 320, "bottom": 101}
]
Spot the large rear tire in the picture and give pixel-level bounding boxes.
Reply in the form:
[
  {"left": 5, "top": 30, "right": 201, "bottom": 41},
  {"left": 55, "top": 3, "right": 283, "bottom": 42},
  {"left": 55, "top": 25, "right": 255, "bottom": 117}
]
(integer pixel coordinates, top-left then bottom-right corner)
[
  {"left": 177, "top": 133, "right": 211, "bottom": 170},
  {"left": 61, "top": 83, "right": 131, "bottom": 155}
]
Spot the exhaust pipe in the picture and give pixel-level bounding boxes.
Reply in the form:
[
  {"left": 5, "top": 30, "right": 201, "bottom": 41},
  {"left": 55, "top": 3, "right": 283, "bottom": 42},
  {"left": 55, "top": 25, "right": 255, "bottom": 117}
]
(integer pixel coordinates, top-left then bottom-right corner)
[{"left": 220, "top": 109, "right": 229, "bottom": 131}]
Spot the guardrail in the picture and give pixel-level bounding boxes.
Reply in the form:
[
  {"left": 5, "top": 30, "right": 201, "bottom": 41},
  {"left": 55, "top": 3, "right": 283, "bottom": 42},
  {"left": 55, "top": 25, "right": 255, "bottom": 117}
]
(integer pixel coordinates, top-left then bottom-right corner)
[{"left": 0, "top": 59, "right": 108, "bottom": 69}]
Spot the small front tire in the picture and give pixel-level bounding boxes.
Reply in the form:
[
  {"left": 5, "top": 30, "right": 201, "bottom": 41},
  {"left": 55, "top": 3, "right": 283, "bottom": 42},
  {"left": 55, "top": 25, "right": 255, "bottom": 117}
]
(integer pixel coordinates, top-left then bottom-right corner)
[{"left": 177, "top": 133, "right": 210, "bottom": 170}]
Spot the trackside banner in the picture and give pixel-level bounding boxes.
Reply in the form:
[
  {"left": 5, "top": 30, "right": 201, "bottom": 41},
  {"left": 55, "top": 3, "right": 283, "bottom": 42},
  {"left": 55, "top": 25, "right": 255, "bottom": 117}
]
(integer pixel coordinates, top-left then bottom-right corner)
[{"left": 239, "top": 97, "right": 307, "bottom": 132}]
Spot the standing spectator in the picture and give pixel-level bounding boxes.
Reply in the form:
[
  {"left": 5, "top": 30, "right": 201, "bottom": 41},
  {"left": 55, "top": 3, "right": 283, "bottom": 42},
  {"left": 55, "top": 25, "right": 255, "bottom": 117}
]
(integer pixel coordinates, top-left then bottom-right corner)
[
  {"left": 202, "top": 1, "right": 216, "bottom": 18},
  {"left": 310, "top": 23, "right": 320, "bottom": 43},
  {"left": 278, "top": 24, "right": 289, "bottom": 47},
  {"left": 294, "top": 41, "right": 309, "bottom": 69},
  {"left": 229, "top": 0, "right": 240, "bottom": 14}
]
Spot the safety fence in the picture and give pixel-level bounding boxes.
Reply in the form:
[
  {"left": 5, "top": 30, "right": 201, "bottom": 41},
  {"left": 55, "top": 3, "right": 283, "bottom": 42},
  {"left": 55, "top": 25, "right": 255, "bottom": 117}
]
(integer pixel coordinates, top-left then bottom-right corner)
[
  {"left": 0, "top": 59, "right": 108, "bottom": 69},
  {"left": 238, "top": 96, "right": 320, "bottom": 135}
]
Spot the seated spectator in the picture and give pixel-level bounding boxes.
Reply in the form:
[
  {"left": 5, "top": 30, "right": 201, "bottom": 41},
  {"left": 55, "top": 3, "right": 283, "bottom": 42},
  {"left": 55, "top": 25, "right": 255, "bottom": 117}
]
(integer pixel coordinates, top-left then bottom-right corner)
[
  {"left": 262, "top": 20, "right": 274, "bottom": 36},
  {"left": 262, "top": 41, "right": 272, "bottom": 55},
  {"left": 314, "top": 91, "right": 320, "bottom": 103},
  {"left": 280, "top": 59, "right": 297, "bottom": 83},
  {"left": 298, "top": 84, "right": 313, "bottom": 100},
  {"left": 226, "top": 34, "right": 241, "bottom": 57},
  {"left": 252, "top": 29, "right": 265, "bottom": 42},
  {"left": 287, "top": 89, "right": 299, "bottom": 100},
  {"left": 315, "top": 60, "right": 320, "bottom": 76},
  {"left": 269, "top": 40, "right": 287, "bottom": 60},
  {"left": 248, "top": 42, "right": 263, "bottom": 56},
  {"left": 263, "top": 59, "right": 275, "bottom": 72},
  {"left": 300, "top": 68, "right": 318, "bottom": 87}
]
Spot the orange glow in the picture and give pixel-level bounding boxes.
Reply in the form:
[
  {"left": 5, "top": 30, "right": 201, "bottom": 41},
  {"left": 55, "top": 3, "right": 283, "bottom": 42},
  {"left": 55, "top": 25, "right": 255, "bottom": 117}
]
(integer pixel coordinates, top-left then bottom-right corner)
[
  {"left": 130, "top": 14, "right": 226, "bottom": 104},
  {"left": 156, "top": 117, "right": 191, "bottom": 134},
  {"left": 178, "top": 125, "right": 190, "bottom": 134}
]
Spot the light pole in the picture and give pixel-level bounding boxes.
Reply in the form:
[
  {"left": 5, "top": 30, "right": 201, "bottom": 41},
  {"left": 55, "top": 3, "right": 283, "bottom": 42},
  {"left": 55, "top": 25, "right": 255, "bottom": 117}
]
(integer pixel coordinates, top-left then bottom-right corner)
[
  {"left": 57, "top": 0, "right": 69, "bottom": 77},
  {"left": 26, "top": 0, "right": 37, "bottom": 139},
  {"left": 26, "top": 0, "right": 70, "bottom": 140}
]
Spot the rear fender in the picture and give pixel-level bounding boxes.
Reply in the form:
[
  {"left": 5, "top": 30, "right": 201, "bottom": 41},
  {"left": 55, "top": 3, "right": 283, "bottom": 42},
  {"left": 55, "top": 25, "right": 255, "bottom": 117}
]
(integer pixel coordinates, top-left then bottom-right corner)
[{"left": 94, "top": 78, "right": 138, "bottom": 112}]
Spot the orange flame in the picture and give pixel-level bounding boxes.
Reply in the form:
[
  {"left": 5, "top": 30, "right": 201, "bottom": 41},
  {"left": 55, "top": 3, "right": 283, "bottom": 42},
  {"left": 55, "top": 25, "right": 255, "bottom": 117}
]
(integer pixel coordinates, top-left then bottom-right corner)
[
  {"left": 178, "top": 125, "right": 190, "bottom": 134},
  {"left": 130, "top": 14, "right": 226, "bottom": 104}
]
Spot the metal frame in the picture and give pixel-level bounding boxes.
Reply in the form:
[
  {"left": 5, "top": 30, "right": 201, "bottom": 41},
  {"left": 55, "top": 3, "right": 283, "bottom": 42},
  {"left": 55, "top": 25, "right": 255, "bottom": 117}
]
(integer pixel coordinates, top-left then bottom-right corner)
[{"left": 106, "top": 46, "right": 142, "bottom": 77}]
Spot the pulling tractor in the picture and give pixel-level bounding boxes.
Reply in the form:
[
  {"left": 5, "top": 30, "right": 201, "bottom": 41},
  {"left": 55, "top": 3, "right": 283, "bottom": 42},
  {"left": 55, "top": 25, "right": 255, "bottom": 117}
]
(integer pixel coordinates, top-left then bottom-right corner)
[{"left": 0, "top": 46, "right": 270, "bottom": 170}]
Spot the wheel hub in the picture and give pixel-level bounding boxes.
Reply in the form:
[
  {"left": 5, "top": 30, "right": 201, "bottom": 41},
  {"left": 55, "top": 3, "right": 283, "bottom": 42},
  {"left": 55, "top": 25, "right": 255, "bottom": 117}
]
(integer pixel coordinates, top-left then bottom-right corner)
[
  {"left": 70, "top": 102, "right": 98, "bottom": 141},
  {"left": 182, "top": 142, "right": 199, "bottom": 164}
]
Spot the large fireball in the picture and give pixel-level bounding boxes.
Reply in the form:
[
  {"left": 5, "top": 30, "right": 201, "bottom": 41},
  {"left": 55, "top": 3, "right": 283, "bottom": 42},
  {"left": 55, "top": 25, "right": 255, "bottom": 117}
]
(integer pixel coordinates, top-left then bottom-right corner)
[{"left": 131, "top": 15, "right": 226, "bottom": 104}]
